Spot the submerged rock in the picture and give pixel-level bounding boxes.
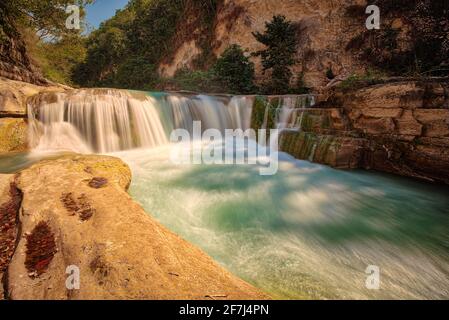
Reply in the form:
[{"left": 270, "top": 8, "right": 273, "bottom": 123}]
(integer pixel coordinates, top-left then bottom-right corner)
[{"left": 3, "top": 155, "right": 267, "bottom": 300}]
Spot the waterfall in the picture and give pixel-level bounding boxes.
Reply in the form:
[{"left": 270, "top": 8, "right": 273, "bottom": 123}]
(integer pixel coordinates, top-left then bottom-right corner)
[
  {"left": 28, "top": 89, "right": 254, "bottom": 154},
  {"left": 268, "top": 95, "right": 316, "bottom": 147}
]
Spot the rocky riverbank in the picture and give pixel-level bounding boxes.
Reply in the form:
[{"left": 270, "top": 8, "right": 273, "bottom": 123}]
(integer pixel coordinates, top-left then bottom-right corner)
[
  {"left": 0, "top": 154, "right": 268, "bottom": 300},
  {"left": 2, "top": 76, "right": 449, "bottom": 183},
  {"left": 277, "top": 80, "right": 449, "bottom": 184}
]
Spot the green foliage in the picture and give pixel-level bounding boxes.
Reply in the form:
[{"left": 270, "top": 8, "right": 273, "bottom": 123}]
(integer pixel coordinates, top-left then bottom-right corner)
[
  {"left": 126, "top": 0, "right": 184, "bottom": 64},
  {"left": 2, "top": 0, "right": 92, "bottom": 39},
  {"left": 212, "top": 45, "right": 256, "bottom": 94},
  {"left": 74, "top": 0, "right": 223, "bottom": 89},
  {"left": 252, "top": 15, "right": 298, "bottom": 94},
  {"left": 72, "top": 5, "right": 135, "bottom": 87},
  {"left": 37, "top": 35, "right": 87, "bottom": 85},
  {"left": 338, "top": 69, "right": 386, "bottom": 91},
  {"left": 157, "top": 68, "right": 222, "bottom": 92},
  {"left": 115, "top": 57, "right": 159, "bottom": 90},
  {"left": 1, "top": 0, "right": 92, "bottom": 85}
]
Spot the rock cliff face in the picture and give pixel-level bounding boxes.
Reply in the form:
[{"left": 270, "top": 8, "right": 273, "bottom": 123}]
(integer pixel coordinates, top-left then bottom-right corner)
[
  {"left": 160, "top": 0, "right": 367, "bottom": 87},
  {"left": 276, "top": 80, "right": 449, "bottom": 183},
  {"left": 0, "top": 8, "right": 47, "bottom": 85},
  {"left": 1, "top": 155, "right": 268, "bottom": 300}
]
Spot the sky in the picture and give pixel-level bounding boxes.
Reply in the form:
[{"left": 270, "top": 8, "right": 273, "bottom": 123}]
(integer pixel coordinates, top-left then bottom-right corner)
[{"left": 85, "top": 0, "right": 129, "bottom": 30}]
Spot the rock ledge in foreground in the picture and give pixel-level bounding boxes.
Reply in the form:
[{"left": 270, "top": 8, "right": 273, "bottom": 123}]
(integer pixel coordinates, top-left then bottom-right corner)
[{"left": 2, "top": 155, "right": 268, "bottom": 300}]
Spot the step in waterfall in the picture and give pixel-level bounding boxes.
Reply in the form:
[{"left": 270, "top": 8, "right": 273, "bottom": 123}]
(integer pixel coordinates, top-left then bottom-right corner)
[{"left": 27, "top": 89, "right": 315, "bottom": 154}]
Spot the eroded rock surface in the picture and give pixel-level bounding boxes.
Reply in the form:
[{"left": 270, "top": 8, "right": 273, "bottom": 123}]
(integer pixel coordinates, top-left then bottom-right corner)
[
  {"left": 0, "top": 77, "right": 68, "bottom": 154},
  {"left": 0, "top": 118, "right": 28, "bottom": 153},
  {"left": 3, "top": 155, "right": 267, "bottom": 300},
  {"left": 278, "top": 80, "right": 449, "bottom": 183}
]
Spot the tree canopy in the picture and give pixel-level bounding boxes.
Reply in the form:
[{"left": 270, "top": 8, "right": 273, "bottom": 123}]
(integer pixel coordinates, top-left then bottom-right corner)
[
  {"left": 252, "top": 15, "right": 298, "bottom": 94},
  {"left": 213, "top": 44, "right": 256, "bottom": 94}
]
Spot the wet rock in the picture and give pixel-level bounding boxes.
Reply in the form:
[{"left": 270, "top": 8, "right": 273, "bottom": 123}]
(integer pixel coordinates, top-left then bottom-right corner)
[
  {"left": 395, "top": 110, "right": 423, "bottom": 136},
  {"left": 354, "top": 117, "right": 395, "bottom": 135}
]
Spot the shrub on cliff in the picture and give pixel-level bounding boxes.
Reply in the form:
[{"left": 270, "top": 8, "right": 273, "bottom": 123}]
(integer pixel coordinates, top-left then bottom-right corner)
[
  {"left": 252, "top": 15, "right": 298, "bottom": 94},
  {"left": 156, "top": 68, "right": 222, "bottom": 93},
  {"left": 346, "top": 0, "right": 449, "bottom": 76},
  {"left": 114, "top": 57, "right": 159, "bottom": 90},
  {"left": 213, "top": 44, "right": 256, "bottom": 94}
]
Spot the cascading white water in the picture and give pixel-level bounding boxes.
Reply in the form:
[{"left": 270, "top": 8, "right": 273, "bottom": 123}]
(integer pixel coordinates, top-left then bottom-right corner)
[
  {"left": 3, "top": 89, "right": 447, "bottom": 299},
  {"left": 28, "top": 90, "right": 255, "bottom": 154},
  {"left": 267, "top": 95, "right": 316, "bottom": 147}
]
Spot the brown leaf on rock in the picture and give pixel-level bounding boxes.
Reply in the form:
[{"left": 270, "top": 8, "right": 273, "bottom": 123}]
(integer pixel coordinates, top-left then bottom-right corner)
[{"left": 24, "top": 222, "right": 56, "bottom": 277}]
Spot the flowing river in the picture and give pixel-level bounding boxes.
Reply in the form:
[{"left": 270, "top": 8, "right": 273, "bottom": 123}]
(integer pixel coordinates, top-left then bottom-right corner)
[{"left": 1, "top": 90, "right": 448, "bottom": 299}]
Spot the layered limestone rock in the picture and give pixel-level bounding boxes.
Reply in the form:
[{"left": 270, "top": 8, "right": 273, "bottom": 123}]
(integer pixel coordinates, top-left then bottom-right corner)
[
  {"left": 2, "top": 155, "right": 268, "bottom": 300},
  {"left": 0, "top": 77, "right": 67, "bottom": 153},
  {"left": 0, "top": 77, "right": 67, "bottom": 117},
  {"left": 276, "top": 80, "right": 449, "bottom": 183}
]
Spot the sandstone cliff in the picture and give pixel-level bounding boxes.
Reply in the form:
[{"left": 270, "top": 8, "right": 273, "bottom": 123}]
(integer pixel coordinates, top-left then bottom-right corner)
[
  {"left": 276, "top": 80, "right": 449, "bottom": 183},
  {"left": 0, "top": 155, "right": 268, "bottom": 300},
  {"left": 159, "top": 0, "right": 368, "bottom": 88}
]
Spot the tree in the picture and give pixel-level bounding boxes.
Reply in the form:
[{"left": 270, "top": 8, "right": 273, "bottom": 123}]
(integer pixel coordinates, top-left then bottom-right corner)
[
  {"left": 2, "top": 0, "right": 92, "bottom": 40},
  {"left": 213, "top": 44, "right": 256, "bottom": 94},
  {"left": 1, "top": 0, "right": 92, "bottom": 85},
  {"left": 252, "top": 15, "right": 298, "bottom": 94},
  {"left": 115, "top": 57, "right": 158, "bottom": 90},
  {"left": 37, "top": 34, "right": 87, "bottom": 85}
]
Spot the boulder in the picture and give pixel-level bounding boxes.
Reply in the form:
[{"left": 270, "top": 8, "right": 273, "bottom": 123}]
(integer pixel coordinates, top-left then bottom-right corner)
[
  {"left": 4, "top": 155, "right": 268, "bottom": 300},
  {"left": 0, "top": 77, "right": 65, "bottom": 117}
]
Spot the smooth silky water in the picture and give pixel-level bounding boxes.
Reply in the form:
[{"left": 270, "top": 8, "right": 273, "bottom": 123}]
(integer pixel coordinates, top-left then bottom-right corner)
[
  {"left": 115, "top": 145, "right": 449, "bottom": 300},
  {"left": 2, "top": 90, "right": 448, "bottom": 299}
]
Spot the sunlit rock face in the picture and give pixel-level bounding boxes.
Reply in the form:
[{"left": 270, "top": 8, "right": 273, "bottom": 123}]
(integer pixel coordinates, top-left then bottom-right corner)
[
  {"left": 0, "top": 78, "right": 67, "bottom": 153},
  {"left": 2, "top": 155, "right": 268, "bottom": 300},
  {"left": 160, "top": 0, "right": 368, "bottom": 87},
  {"left": 278, "top": 81, "right": 449, "bottom": 183}
]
